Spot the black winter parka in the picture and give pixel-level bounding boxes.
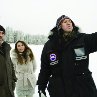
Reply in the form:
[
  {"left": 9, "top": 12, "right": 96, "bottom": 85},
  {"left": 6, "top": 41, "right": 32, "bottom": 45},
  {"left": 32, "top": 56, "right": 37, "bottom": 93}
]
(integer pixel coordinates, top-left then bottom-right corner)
[{"left": 37, "top": 31, "right": 97, "bottom": 97}]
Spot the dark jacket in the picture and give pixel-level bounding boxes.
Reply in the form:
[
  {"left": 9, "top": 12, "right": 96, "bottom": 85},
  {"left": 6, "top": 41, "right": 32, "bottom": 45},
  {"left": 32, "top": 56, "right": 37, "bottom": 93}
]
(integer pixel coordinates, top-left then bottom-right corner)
[
  {"left": 0, "top": 42, "right": 17, "bottom": 97},
  {"left": 37, "top": 29, "right": 97, "bottom": 97}
]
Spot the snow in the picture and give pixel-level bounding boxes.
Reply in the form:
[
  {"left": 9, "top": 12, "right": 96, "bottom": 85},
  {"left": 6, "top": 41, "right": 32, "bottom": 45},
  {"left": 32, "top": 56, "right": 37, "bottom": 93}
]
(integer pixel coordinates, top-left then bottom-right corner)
[{"left": 10, "top": 44, "right": 97, "bottom": 97}]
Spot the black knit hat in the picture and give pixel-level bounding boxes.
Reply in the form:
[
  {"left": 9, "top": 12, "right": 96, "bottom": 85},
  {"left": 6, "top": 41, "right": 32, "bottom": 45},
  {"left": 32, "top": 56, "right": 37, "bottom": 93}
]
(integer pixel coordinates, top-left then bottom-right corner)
[
  {"left": 0, "top": 25, "right": 5, "bottom": 34},
  {"left": 56, "top": 15, "right": 75, "bottom": 30}
]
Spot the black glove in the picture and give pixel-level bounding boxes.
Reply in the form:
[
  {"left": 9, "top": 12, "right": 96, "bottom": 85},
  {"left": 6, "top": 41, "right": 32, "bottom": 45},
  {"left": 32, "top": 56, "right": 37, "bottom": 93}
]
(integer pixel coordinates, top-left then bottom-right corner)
[
  {"left": 38, "top": 85, "right": 46, "bottom": 97},
  {"left": 38, "top": 90, "right": 46, "bottom": 97}
]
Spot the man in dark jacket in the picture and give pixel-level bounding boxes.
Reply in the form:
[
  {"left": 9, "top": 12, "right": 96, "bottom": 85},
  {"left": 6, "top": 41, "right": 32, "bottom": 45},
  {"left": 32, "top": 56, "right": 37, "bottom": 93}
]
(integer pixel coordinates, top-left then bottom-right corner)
[
  {"left": 0, "top": 25, "right": 17, "bottom": 97},
  {"left": 37, "top": 15, "right": 97, "bottom": 97}
]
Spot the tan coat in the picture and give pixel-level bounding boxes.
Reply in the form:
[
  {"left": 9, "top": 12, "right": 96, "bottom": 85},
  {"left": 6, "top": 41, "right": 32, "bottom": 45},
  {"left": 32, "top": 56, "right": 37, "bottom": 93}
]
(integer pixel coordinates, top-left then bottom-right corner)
[{"left": 11, "top": 50, "right": 37, "bottom": 92}]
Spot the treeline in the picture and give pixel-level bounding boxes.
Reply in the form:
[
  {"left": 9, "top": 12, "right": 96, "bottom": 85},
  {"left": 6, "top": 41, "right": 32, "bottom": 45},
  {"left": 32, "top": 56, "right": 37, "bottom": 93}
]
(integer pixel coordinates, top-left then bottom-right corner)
[{"left": 5, "top": 27, "right": 48, "bottom": 45}]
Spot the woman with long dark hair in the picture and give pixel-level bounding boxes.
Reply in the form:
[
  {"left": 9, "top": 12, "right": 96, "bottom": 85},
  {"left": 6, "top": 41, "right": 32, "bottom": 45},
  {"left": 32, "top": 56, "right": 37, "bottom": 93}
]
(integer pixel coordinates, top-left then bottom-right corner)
[{"left": 11, "top": 40, "right": 37, "bottom": 97}]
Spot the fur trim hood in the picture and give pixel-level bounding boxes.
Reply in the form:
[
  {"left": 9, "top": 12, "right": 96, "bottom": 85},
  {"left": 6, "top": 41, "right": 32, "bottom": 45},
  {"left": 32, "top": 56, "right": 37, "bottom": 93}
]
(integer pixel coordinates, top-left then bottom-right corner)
[{"left": 11, "top": 49, "right": 31, "bottom": 59}]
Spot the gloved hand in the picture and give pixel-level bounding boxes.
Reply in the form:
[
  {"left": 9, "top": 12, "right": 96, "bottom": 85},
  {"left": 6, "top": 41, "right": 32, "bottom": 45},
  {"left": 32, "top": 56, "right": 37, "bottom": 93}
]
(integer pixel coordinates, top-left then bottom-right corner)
[
  {"left": 38, "top": 90, "right": 46, "bottom": 97},
  {"left": 38, "top": 85, "right": 46, "bottom": 97}
]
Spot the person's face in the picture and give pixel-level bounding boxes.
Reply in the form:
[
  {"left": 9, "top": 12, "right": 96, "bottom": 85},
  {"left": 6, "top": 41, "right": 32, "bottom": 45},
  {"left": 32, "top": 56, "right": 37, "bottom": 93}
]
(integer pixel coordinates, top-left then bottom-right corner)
[
  {"left": 60, "top": 18, "right": 73, "bottom": 32},
  {"left": 16, "top": 42, "right": 25, "bottom": 53},
  {"left": 0, "top": 31, "right": 5, "bottom": 42}
]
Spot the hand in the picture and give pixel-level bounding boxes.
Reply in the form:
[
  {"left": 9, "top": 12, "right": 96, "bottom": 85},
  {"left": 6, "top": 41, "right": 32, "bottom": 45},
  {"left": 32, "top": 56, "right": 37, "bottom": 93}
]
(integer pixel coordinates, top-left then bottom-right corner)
[
  {"left": 38, "top": 85, "right": 46, "bottom": 97},
  {"left": 38, "top": 90, "right": 46, "bottom": 97}
]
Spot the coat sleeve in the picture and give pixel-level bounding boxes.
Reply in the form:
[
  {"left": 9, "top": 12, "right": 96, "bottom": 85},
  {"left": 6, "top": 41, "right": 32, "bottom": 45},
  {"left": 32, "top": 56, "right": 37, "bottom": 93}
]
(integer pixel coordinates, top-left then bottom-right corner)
[
  {"left": 33, "top": 58, "right": 37, "bottom": 73},
  {"left": 37, "top": 43, "right": 51, "bottom": 90},
  {"left": 84, "top": 32, "right": 97, "bottom": 53},
  {"left": 10, "top": 58, "right": 17, "bottom": 91},
  {"left": 10, "top": 58, "right": 17, "bottom": 82},
  {"left": 0, "top": 55, "right": 5, "bottom": 85},
  {"left": 11, "top": 58, "right": 17, "bottom": 74}
]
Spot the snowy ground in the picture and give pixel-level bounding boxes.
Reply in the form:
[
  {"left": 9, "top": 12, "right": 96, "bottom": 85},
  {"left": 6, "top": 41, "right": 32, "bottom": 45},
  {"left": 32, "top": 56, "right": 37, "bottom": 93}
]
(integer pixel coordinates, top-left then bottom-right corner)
[{"left": 10, "top": 44, "right": 97, "bottom": 97}]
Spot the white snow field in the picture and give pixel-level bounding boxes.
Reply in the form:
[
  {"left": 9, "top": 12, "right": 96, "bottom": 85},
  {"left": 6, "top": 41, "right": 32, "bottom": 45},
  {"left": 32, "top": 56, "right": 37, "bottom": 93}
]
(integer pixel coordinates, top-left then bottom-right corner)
[{"left": 10, "top": 44, "right": 97, "bottom": 97}]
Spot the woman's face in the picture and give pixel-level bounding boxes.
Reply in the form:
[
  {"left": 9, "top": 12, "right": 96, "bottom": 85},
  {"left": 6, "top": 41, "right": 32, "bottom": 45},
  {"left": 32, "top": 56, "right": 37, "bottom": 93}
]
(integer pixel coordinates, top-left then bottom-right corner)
[
  {"left": 16, "top": 42, "right": 25, "bottom": 53},
  {"left": 61, "top": 18, "right": 73, "bottom": 32}
]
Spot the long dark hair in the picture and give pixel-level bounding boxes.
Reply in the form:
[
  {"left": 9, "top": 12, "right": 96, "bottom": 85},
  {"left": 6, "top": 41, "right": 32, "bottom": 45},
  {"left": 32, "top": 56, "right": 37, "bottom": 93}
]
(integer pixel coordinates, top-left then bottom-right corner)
[{"left": 15, "top": 40, "right": 34, "bottom": 64}]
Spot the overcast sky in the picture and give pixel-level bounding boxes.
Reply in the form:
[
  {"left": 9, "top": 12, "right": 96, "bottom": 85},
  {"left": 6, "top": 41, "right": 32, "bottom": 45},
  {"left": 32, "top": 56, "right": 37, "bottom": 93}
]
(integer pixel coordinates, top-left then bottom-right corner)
[{"left": 0, "top": 0, "right": 97, "bottom": 35}]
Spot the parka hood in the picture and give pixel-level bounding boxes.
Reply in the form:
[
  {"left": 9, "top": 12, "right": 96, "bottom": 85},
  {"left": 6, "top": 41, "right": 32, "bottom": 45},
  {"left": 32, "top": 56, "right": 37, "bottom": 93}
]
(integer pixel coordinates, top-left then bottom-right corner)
[
  {"left": 11, "top": 49, "right": 32, "bottom": 59},
  {"left": 48, "top": 26, "right": 79, "bottom": 40}
]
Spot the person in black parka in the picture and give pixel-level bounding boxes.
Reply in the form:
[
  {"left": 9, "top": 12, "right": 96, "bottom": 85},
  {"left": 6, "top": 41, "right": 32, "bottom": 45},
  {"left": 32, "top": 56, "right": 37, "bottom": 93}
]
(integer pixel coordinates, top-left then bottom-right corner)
[{"left": 37, "top": 15, "right": 97, "bottom": 97}]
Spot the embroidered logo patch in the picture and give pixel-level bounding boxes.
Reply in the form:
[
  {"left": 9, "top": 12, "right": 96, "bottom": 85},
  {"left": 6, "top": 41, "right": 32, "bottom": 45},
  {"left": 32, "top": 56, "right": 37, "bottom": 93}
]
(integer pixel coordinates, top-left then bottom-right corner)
[{"left": 50, "top": 53, "right": 56, "bottom": 61}]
